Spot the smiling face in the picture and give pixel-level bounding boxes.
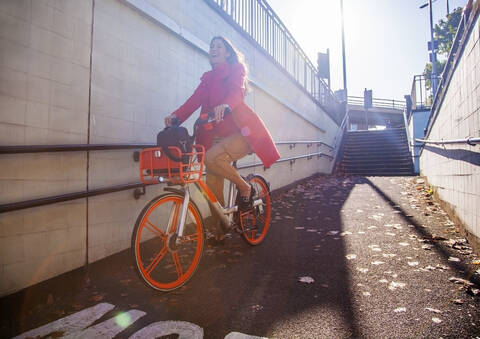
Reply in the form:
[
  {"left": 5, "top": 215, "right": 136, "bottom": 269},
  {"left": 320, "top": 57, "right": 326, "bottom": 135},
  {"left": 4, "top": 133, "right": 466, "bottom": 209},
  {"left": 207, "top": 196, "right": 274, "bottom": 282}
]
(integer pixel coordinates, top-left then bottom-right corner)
[{"left": 209, "top": 38, "right": 231, "bottom": 65}]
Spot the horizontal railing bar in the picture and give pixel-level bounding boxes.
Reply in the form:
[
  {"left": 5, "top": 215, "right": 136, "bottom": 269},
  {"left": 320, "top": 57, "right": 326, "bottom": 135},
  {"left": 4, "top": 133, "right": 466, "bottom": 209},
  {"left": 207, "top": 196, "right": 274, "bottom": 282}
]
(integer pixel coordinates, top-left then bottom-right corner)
[
  {"left": 415, "top": 137, "right": 480, "bottom": 146},
  {"left": 0, "top": 140, "right": 335, "bottom": 154},
  {"left": 0, "top": 151, "right": 334, "bottom": 213},
  {"left": 276, "top": 152, "right": 333, "bottom": 163},
  {"left": 275, "top": 141, "right": 334, "bottom": 149},
  {"left": 0, "top": 143, "right": 156, "bottom": 154},
  {"left": 0, "top": 182, "right": 148, "bottom": 214}
]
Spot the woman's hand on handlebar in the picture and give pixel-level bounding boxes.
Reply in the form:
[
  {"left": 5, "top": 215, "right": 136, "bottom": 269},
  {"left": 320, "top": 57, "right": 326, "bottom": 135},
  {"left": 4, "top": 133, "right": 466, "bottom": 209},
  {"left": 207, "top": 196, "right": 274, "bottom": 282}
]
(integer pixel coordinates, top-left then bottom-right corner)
[
  {"left": 165, "top": 114, "right": 178, "bottom": 127},
  {"left": 213, "top": 104, "right": 230, "bottom": 123}
]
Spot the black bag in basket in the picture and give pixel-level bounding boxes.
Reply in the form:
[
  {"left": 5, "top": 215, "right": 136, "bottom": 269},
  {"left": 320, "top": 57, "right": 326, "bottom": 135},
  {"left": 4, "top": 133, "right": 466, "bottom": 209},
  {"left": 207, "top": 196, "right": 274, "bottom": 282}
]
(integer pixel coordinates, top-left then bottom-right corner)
[{"left": 156, "top": 126, "right": 193, "bottom": 164}]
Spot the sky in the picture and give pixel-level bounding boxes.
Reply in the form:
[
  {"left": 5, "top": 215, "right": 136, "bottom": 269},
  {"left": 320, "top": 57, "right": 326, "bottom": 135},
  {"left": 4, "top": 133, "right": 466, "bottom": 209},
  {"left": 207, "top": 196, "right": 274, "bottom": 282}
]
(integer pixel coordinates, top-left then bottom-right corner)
[{"left": 267, "top": 0, "right": 467, "bottom": 101}]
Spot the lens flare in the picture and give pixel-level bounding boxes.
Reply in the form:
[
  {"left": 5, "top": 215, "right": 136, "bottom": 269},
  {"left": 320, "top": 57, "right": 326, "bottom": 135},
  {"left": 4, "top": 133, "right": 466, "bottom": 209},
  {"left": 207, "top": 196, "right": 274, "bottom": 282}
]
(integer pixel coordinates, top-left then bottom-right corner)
[{"left": 115, "top": 312, "right": 132, "bottom": 328}]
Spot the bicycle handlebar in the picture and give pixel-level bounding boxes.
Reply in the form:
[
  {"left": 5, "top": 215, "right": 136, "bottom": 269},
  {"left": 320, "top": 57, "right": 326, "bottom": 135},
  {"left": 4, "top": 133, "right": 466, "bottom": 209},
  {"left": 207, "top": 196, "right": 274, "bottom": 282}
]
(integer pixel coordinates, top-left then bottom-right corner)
[{"left": 170, "top": 107, "right": 231, "bottom": 128}]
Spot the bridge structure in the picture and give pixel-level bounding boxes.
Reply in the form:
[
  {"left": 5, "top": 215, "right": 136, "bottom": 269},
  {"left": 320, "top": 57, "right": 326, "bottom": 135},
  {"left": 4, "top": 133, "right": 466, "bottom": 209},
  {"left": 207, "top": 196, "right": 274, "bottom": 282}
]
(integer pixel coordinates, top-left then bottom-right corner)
[
  {"left": 346, "top": 96, "right": 405, "bottom": 131},
  {"left": 0, "top": 0, "right": 479, "bottom": 303}
]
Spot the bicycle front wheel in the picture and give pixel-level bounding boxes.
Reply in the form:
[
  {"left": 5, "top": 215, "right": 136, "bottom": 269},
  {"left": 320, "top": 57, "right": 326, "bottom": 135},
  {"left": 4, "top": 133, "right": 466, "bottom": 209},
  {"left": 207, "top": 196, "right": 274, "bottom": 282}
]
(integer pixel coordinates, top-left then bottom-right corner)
[
  {"left": 240, "top": 175, "right": 272, "bottom": 245},
  {"left": 132, "top": 193, "right": 204, "bottom": 291}
]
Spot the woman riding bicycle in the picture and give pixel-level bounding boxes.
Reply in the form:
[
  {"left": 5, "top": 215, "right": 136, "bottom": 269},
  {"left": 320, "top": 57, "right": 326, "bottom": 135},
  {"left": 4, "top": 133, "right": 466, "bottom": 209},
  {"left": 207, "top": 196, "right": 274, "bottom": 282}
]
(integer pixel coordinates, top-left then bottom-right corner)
[{"left": 165, "top": 36, "right": 279, "bottom": 244}]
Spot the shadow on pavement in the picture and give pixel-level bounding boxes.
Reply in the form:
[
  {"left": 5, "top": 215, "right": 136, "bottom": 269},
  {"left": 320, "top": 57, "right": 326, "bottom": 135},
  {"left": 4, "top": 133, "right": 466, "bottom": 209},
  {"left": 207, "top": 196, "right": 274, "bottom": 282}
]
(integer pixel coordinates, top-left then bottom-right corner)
[
  {"left": 362, "top": 177, "right": 479, "bottom": 284},
  {"left": 0, "top": 175, "right": 362, "bottom": 339}
]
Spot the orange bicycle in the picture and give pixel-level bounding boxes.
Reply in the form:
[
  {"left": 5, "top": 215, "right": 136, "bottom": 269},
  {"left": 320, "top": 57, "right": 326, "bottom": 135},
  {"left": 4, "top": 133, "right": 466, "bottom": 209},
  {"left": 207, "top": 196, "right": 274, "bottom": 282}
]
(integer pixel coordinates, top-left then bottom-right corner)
[{"left": 131, "top": 114, "right": 272, "bottom": 291}]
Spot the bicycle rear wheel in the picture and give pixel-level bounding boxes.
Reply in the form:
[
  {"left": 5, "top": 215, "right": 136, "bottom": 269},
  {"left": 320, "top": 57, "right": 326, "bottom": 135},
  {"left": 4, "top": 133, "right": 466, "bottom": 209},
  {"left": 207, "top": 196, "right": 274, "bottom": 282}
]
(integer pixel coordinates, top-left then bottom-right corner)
[
  {"left": 131, "top": 193, "right": 204, "bottom": 291},
  {"left": 240, "top": 175, "right": 271, "bottom": 245}
]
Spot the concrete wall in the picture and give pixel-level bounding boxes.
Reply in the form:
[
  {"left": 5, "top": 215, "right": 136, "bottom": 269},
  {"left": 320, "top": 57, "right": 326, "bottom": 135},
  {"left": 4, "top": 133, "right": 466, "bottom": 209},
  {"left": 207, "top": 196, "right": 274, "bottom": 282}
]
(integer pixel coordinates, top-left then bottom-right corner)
[
  {"left": 419, "top": 8, "right": 480, "bottom": 251},
  {"left": 0, "top": 0, "right": 339, "bottom": 296},
  {"left": 408, "top": 109, "right": 430, "bottom": 174},
  {"left": 0, "top": 0, "right": 92, "bottom": 296}
]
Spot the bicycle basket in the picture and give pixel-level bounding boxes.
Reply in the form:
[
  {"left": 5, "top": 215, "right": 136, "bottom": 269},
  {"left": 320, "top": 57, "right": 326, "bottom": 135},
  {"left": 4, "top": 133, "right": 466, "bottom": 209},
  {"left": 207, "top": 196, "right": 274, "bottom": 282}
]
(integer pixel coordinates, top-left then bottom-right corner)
[{"left": 139, "top": 145, "right": 205, "bottom": 185}]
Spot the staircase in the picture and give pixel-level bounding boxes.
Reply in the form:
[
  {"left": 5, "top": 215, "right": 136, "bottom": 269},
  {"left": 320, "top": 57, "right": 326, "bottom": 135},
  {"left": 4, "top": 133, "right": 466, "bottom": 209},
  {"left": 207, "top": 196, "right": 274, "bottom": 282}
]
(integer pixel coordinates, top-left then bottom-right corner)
[{"left": 338, "top": 128, "right": 414, "bottom": 176}]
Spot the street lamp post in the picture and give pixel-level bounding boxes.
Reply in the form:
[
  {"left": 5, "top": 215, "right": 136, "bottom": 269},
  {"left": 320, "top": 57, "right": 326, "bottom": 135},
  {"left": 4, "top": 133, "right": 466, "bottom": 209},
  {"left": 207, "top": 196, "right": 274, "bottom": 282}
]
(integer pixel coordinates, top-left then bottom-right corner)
[
  {"left": 340, "top": 0, "right": 347, "bottom": 100},
  {"left": 420, "top": 0, "right": 438, "bottom": 97}
]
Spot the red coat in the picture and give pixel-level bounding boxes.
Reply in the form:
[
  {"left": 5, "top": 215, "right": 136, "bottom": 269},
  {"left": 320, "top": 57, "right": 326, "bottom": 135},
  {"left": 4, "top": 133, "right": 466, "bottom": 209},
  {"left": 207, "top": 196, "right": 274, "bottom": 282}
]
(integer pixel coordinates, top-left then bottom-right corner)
[{"left": 172, "top": 62, "right": 280, "bottom": 168}]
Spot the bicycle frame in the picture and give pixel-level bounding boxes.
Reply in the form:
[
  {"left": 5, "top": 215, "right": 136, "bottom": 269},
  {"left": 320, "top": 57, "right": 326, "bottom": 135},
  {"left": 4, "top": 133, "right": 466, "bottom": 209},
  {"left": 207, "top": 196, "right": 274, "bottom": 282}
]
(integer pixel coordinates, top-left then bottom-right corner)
[{"left": 173, "top": 178, "right": 263, "bottom": 239}]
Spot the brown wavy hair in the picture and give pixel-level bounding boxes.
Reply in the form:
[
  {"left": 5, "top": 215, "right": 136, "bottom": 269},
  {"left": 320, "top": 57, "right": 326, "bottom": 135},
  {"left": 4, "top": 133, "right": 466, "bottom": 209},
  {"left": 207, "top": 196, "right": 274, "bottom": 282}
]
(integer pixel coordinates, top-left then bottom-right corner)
[{"left": 210, "top": 36, "right": 249, "bottom": 90}]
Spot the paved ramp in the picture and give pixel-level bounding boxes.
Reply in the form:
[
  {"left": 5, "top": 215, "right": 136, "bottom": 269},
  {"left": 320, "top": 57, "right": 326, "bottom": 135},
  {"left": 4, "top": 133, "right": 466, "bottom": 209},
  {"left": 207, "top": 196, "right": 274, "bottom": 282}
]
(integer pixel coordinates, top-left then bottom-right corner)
[{"left": 1, "top": 175, "right": 479, "bottom": 338}]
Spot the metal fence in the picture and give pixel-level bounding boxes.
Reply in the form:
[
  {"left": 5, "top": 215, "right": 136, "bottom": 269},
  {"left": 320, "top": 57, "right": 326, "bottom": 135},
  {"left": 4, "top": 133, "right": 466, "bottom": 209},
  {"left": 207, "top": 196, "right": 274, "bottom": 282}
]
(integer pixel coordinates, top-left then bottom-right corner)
[
  {"left": 348, "top": 96, "right": 406, "bottom": 110},
  {"left": 410, "top": 74, "right": 439, "bottom": 110},
  {"left": 204, "top": 0, "right": 341, "bottom": 121}
]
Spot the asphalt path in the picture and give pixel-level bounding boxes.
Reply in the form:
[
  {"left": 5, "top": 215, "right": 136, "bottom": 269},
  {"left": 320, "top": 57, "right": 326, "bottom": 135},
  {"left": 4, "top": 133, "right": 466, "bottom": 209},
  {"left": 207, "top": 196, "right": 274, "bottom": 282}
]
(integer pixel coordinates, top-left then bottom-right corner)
[{"left": 1, "top": 175, "right": 479, "bottom": 338}]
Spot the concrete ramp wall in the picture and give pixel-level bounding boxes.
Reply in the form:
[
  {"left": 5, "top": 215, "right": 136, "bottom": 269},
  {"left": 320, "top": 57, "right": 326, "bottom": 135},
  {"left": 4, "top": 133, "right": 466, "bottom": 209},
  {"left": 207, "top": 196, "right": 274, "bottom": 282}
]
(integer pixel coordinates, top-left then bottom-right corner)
[
  {"left": 419, "top": 3, "right": 480, "bottom": 251},
  {"left": 0, "top": 0, "right": 340, "bottom": 295}
]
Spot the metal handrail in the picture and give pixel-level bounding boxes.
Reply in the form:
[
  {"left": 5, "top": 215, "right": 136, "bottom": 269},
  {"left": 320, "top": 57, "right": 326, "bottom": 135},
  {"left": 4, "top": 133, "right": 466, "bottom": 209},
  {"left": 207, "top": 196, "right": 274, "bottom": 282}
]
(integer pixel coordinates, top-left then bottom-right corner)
[
  {"left": 415, "top": 137, "right": 480, "bottom": 146},
  {"left": 0, "top": 139, "right": 334, "bottom": 154},
  {"left": 0, "top": 182, "right": 147, "bottom": 214},
  {"left": 0, "top": 147, "right": 334, "bottom": 213},
  {"left": 276, "top": 152, "right": 333, "bottom": 163},
  {"left": 275, "top": 141, "right": 334, "bottom": 150},
  {"left": 0, "top": 143, "right": 156, "bottom": 154}
]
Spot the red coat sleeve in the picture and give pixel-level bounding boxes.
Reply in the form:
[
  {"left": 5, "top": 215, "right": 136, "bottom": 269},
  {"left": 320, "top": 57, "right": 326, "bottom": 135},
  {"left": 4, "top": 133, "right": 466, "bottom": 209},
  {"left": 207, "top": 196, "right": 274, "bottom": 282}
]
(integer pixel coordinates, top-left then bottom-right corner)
[
  {"left": 223, "top": 63, "right": 246, "bottom": 110},
  {"left": 172, "top": 73, "right": 208, "bottom": 122}
]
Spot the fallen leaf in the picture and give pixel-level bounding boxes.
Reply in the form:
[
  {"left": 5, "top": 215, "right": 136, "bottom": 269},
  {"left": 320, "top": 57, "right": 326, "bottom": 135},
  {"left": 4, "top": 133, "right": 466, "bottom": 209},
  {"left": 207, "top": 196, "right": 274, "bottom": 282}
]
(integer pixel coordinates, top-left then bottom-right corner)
[
  {"left": 372, "top": 261, "right": 385, "bottom": 265},
  {"left": 432, "top": 317, "right": 442, "bottom": 324},
  {"left": 448, "top": 256, "right": 461, "bottom": 262},
  {"left": 394, "top": 307, "right": 407, "bottom": 313},
  {"left": 425, "top": 307, "right": 442, "bottom": 314},
  {"left": 448, "top": 277, "right": 474, "bottom": 286},
  {"left": 388, "top": 281, "right": 406, "bottom": 290},
  {"left": 90, "top": 294, "right": 106, "bottom": 302},
  {"left": 346, "top": 254, "right": 357, "bottom": 260},
  {"left": 298, "top": 276, "right": 314, "bottom": 284}
]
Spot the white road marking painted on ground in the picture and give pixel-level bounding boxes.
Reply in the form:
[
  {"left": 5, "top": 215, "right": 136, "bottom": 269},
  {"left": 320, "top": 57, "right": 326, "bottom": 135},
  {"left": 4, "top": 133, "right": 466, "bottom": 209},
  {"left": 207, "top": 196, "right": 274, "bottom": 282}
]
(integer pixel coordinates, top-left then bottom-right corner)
[
  {"left": 224, "top": 332, "right": 268, "bottom": 339},
  {"left": 66, "top": 309, "right": 146, "bottom": 338},
  {"left": 129, "top": 320, "right": 203, "bottom": 338},
  {"left": 13, "top": 303, "right": 267, "bottom": 338},
  {"left": 13, "top": 303, "right": 115, "bottom": 339}
]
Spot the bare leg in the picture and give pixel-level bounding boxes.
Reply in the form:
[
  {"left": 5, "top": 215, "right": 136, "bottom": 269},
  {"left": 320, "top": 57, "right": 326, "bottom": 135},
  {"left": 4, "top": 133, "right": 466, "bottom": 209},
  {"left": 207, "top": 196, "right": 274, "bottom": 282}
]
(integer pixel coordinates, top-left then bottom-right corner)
[{"left": 205, "top": 133, "right": 252, "bottom": 239}]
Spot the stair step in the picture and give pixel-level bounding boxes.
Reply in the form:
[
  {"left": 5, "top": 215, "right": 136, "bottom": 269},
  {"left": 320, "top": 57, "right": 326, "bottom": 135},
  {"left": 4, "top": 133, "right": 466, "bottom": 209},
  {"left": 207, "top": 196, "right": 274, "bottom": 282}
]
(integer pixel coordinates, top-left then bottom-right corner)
[
  {"left": 341, "top": 161, "right": 413, "bottom": 167},
  {"left": 342, "top": 164, "right": 413, "bottom": 168},
  {"left": 343, "top": 152, "right": 410, "bottom": 158},
  {"left": 345, "top": 172, "right": 415, "bottom": 177},
  {"left": 346, "top": 137, "right": 408, "bottom": 143}
]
